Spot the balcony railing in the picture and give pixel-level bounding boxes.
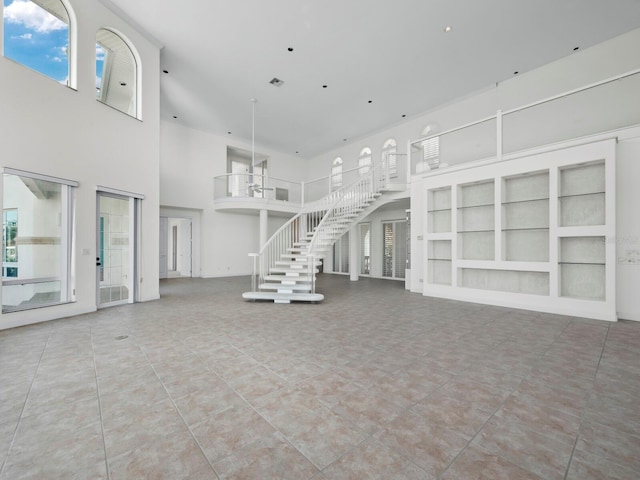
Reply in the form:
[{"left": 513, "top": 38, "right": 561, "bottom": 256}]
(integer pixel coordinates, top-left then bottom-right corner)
[
  {"left": 410, "top": 68, "right": 640, "bottom": 175},
  {"left": 214, "top": 156, "right": 407, "bottom": 208}
]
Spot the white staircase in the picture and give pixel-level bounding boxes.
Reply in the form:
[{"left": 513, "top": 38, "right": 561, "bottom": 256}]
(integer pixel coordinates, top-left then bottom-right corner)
[{"left": 242, "top": 166, "right": 386, "bottom": 303}]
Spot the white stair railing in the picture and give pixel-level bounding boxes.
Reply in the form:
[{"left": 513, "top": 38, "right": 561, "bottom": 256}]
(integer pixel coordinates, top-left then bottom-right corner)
[
  {"left": 247, "top": 162, "right": 386, "bottom": 299},
  {"left": 307, "top": 164, "right": 384, "bottom": 258}
]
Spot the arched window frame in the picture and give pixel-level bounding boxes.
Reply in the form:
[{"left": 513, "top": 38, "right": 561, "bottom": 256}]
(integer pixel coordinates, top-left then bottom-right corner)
[
  {"left": 358, "top": 147, "right": 372, "bottom": 176},
  {"left": 2, "top": 0, "right": 77, "bottom": 88},
  {"left": 381, "top": 138, "right": 398, "bottom": 179},
  {"left": 331, "top": 157, "right": 343, "bottom": 191},
  {"left": 95, "top": 27, "right": 142, "bottom": 119}
]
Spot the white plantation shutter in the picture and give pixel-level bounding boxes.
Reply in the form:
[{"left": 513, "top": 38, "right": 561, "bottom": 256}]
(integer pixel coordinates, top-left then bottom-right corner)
[
  {"left": 382, "top": 220, "right": 407, "bottom": 279},
  {"left": 359, "top": 147, "right": 372, "bottom": 176},
  {"left": 382, "top": 139, "right": 397, "bottom": 179},
  {"left": 394, "top": 221, "right": 407, "bottom": 279},
  {"left": 332, "top": 233, "right": 349, "bottom": 273},
  {"left": 420, "top": 137, "right": 440, "bottom": 172}
]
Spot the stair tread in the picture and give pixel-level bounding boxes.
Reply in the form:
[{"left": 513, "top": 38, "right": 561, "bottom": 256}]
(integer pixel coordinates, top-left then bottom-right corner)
[
  {"left": 242, "top": 292, "right": 324, "bottom": 302},
  {"left": 260, "top": 283, "right": 311, "bottom": 290}
]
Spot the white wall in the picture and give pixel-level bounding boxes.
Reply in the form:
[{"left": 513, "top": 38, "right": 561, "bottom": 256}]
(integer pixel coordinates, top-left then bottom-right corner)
[
  {"left": 616, "top": 136, "right": 640, "bottom": 321},
  {"left": 160, "top": 121, "right": 306, "bottom": 277},
  {"left": 0, "top": 0, "right": 161, "bottom": 329},
  {"left": 307, "top": 28, "right": 640, "bottom": 320},
  {"left": 307, "top": 28, "right": 640, "bottom": 180}
]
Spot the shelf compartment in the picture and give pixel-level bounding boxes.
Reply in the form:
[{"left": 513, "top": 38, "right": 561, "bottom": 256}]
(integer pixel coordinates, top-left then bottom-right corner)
[
  {"left": 559, "top": 193, "right": 605, "bottom": 226},
  {"left": 560, "top": 264, "right": 605, "bottom": 300},
  {"left": 428, "top": 260, "right": 453, "bottom": 285},
  {"left": 458, "top": 180, "right": 494, "bottom": 208},
  {"left": 459, "top": 268, "right": 549, "bottom": 295},
  {"left": 427, "top": 187, "right": 452, "bottom": 233},
  {"left": 559, "top": 161, "right": 605, "bottom": 227},
  {"left": 560, "top": 161, "right": 605, "bottom": 197},
  {"left": 503, "top": 229, "right": 549, "bottom": 262},
  {"left": 458, "top": 204, "right": 494, "bottom": 232},
  {"left": 458, "top": 231, "right": 494, "bottom": 260},
  {"left": 428, "top": 186, "right": 452, "bottom": 210},
  {"left": 427, "top": 210, "right": 451, "bottom": 233},
  {"left": 559, "top": 236, "right": 605, "bottom": 264},
  {"left": 428, "top": 240, "right": 452, "bottom": 285},
  {"left": 503, "top": 170, "right": 549, "bottom": 203},
  {"left": 502, "top": 199, "right": 549, "bottom": 230},
  {"left": 559, "top": 236, "right": 606, "bottom": 301}
]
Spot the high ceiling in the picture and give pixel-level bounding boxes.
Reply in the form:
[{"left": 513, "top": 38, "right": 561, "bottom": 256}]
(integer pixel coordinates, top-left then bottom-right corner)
[{"left": 103, "top": 0, "right": 640, "bottom": 158}]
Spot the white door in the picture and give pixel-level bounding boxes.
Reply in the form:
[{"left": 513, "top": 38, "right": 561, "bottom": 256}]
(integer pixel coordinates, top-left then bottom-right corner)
[{"left": 97, "top": 192, "right": 136, "bottom": 307}]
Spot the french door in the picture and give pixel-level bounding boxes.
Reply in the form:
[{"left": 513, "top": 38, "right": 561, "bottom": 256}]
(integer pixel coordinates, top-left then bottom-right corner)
[{"left": 96, "top": 192, "right": 138, "bottom": 307}]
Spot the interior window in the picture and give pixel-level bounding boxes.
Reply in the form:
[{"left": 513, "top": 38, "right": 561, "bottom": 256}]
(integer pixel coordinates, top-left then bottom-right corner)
[
  {"left": 331, "top": 157, "right": 343, "bottom": 191},
  {"left": 96, "top": 28, "right": 138, "bottom": 117}
]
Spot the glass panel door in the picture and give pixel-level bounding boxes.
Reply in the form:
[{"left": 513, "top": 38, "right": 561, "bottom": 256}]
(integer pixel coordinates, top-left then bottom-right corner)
[{"left": 97, "top": 193, "right": 133, "bottom": 307}]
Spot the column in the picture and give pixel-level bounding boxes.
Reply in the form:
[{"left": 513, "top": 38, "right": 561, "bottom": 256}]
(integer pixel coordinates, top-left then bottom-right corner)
[
  {"left": 349, "top": 225, "right": 359, "bottom": 281},
  {"left": 259, "top": 209, "right": 268, "bottom": 249}
]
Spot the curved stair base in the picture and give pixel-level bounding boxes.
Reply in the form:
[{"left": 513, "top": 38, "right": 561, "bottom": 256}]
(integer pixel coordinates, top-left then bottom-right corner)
[{"left": 242, "top": 291, "right": 324, "bottom": 303}]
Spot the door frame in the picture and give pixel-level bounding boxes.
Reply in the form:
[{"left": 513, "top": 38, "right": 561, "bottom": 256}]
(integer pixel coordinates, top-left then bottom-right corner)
[{"left": 96, "top": 187, "right": 143, "bottom": 308}]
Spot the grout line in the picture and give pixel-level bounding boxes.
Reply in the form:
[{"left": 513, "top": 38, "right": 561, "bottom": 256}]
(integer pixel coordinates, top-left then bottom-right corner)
[
  {"left": 0, "top": 326, "right": 53, "bottom": 478},
  {"left": 562, "top": 323, "right": 611, "bottom": 480},
  {"left": 90, "top": 321, "right": 112, "bottom": 480},
  {"left": 133, "top": 336, "right": 222, "bottom": 480}
]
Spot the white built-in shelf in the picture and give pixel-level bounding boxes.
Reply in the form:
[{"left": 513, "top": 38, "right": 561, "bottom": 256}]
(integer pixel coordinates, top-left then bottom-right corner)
[
  {"left": 419, "top": 139, "right": 616, "bottom": 321},
  {"left": 427, "top": 186, "right": 452, "bottom": 234},
  {"left": 457, "top": 180, "right": 495, "bottom": 261},
  {"left": 502, "top": 170, "right": 550, "bottom": 262}
]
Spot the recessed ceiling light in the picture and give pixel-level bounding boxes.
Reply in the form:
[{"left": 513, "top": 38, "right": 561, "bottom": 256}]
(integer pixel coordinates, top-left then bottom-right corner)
[
  {"left": 573, "top": 46, "right": 580, "bottom": 51},
  {"left": 162, "top": 69, "right": 169, "bottom": 74},
  {"left": 172, "top": 115, "right": 177, "bottom": 119},
  {"left": 343, "top": 138, "right": 347, "bottom": 142},
  {"left": 287, "top": 47, "right": 294, "bottom": 52},
  {"left": 227, "top": 131, "right": 232, "bottom": 134},
  {"left": 444, "top": 25, "right": 452, "bottom": 33},
  {"left": 269, "top": 77, "right": 284, "bottom": 87},
  {"left": 120, "top": 82, "right": 127, "bottom": 86},
  {"left": 368, "top": 100, "right": 373, "bottom": 104},
  {"left": 513, "top": 71, "right": 519, "bottom": 75},
  {"left": 402, "top": 114, "right": 406, "bottom": 118},
  {"left": 296, "top": 151, "right": 299, "bottom": 154},
  {"left": 322, "top": 85, "right": 327, "bottom": 88}
]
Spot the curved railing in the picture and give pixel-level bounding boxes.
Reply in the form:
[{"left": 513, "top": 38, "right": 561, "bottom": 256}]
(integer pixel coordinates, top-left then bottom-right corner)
[
  {"left": 248, "top": 162, "right": 386, "bottom": 294},
  {"left": 307, "top": 164, "right": 384, "bottom": 258}
]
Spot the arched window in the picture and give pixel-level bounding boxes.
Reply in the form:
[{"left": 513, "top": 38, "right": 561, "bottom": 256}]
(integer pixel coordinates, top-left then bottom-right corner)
[
  {"left": 3, "top": 0, "right": 74, "bottom": 86},
  {"left": 96, "top": 28, "right": 139, "bottom": 118},
  {"left": 358, "top": 147, "right": 372, "bottom": 176},
  {"left": 331, "top": 157, "right": 343, "bottom": 191},
  {"left": 418, "top": 125, "right": 440, "bottom": 173},
  {"left": 381, "top": 138, "right": 397, "bottom": 179}
]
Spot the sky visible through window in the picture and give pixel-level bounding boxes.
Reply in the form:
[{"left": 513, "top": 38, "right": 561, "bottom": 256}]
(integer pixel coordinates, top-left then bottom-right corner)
[{"left": 3, "top": 0, "right": 68, "bottom": 83}]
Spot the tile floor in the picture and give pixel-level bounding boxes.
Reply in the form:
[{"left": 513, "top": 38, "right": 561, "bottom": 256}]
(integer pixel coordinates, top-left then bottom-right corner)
[{"left": 1, "top": 275, "right": 639, "bottom": 479}]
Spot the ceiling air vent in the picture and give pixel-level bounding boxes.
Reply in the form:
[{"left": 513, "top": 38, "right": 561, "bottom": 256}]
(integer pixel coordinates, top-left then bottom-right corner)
[{"left": 269, "top": 77, "right": 284, "bottom": 87}]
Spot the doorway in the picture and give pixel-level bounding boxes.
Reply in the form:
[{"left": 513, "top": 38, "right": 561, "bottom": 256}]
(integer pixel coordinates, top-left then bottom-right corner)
[
  {"left": 159, "top": 217, "right": 192, "bottom": 278},
  {"left": 97, "top": 192, "right": 137, "bottom": 307}
]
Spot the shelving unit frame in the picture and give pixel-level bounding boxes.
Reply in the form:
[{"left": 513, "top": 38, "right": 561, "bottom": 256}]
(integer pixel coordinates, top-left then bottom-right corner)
[{"left": 420, "top": 139, "right": 616, "bottom": 321}]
